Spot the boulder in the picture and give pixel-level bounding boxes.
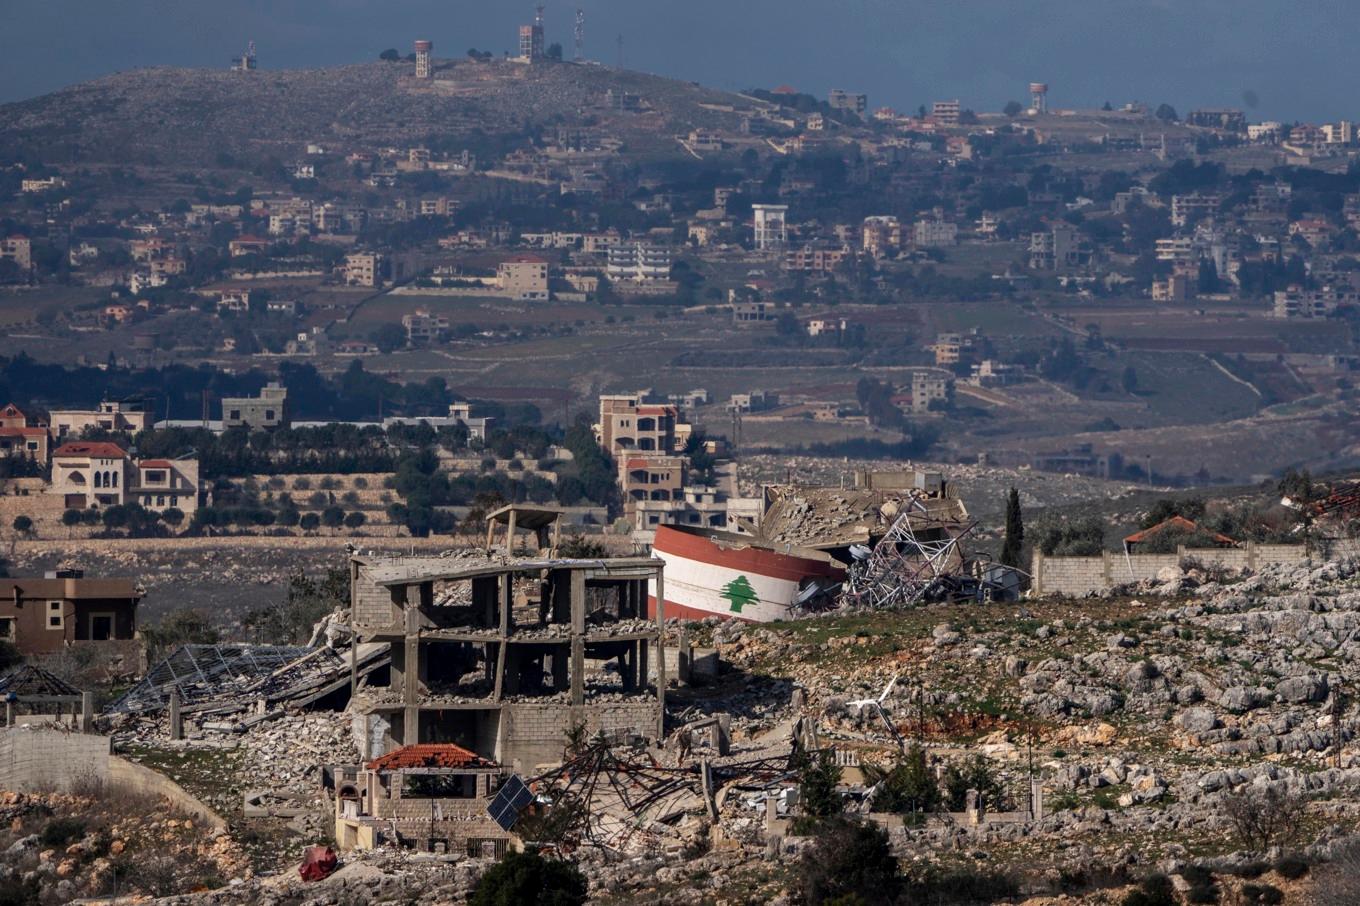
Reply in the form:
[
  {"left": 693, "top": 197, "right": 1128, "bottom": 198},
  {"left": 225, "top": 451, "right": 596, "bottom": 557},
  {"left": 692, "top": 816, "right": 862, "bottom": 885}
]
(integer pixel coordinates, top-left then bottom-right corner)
[
  {"left": 1174, "top": 707, "right": 1219, "bottom": 734},
  {"left": 1276, "top": 675, "right": 1328, "bottom": 704}
]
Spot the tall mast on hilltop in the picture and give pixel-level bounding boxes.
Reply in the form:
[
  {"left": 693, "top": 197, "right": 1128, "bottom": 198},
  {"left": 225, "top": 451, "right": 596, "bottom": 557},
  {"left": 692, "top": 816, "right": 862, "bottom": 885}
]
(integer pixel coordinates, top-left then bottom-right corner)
[{"left": 574, "top": 8, "right": 586, "bottom": 61}]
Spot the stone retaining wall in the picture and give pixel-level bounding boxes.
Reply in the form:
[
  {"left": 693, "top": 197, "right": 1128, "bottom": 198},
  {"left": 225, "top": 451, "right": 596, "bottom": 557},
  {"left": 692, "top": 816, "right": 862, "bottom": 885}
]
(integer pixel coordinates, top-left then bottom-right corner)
[
  {"left": 1031, "top": 543, "right": 1313, "bottom": 596},
  {"left": 0, "top": 727, "right": 110, "bottom": 792}
]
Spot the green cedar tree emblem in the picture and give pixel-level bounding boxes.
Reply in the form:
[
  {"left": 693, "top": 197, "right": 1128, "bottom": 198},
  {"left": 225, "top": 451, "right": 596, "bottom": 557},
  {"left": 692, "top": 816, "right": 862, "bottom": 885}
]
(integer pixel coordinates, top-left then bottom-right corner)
[{"left": 719, "top": 575, "right": 758, "bottom": 614}]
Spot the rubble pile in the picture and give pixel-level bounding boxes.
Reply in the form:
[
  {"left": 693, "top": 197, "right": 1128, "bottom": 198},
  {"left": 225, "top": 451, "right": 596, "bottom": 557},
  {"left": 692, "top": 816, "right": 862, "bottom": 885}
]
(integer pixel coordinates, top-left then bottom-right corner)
[{"left": 242, "top": 714, "right": 361, "bottom": 792}]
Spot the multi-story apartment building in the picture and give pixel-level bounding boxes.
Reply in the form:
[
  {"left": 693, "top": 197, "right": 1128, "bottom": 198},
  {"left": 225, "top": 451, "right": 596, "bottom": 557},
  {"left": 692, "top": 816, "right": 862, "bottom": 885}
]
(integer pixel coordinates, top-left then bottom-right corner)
[
  {"left": 605, "top": 244, "right": 672, "bottom": 283},
  {"left": 620, "top": 455, "right": 687, "bottom": 509},
  {"left": 344, "top": 252, "right": 382, "bottom": 287},
  {"left": 598, "top": 395, "right": 678, "bottom": 458},
  {"left": 931, "top": 99, "right": 961, "bottom": 126},
  {"left": 1, "top": 235, "right": 33, "bottom": 272},
  {"left": 908, "top": 370, "right": 954, "bottom": 414},
  {"left": 828, "top": 89, "right": 868, "bottom": 114},
  {"left": 496, "top": 256, "right": 550, "bottom": 301},
  {"left": 1170, "top": 193, "right": 1221, "bottom": 227},
  {"left": 862, "top": 216, "right": 902, "bottom": 258},
  {"left": 1274, "top": 285, "right": 1360, "bottom": 319},
  {"left": 784, "top": 243, "right": 847, "bottom": 273},
  {"left": 1030, "top": 224, "right": 1089, "bottom": 269},
  {"left": 912, "top": 216, "right": 958, "bottom": 248},
  {"left": 402, "top": 309, "right": 449, "bottom": 345}
]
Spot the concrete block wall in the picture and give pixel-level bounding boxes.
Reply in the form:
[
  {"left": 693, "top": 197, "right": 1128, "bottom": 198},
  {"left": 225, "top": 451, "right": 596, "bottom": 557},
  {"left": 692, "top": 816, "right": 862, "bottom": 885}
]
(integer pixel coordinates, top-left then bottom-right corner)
[
  {"left": 500, "top": 703, "right": 576, "bottom": 769},
  {"left": 352, "top": 561, "right": 399, "bottom": 628},
  {"left": 0, "top": 728, "right": 109, "bottom": 792},
  {"left": 1032, "top": 544, "right": 1312, "bottom": 597},
  {"left": 500, "top": 701, "right": 661, "bottom": 771}
]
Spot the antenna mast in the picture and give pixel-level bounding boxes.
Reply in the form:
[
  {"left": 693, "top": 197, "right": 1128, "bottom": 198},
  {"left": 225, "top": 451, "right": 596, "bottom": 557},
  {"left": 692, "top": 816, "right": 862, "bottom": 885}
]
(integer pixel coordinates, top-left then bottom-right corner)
[{"left": 574, "top": 8, "right": 586, "bottom": 61}]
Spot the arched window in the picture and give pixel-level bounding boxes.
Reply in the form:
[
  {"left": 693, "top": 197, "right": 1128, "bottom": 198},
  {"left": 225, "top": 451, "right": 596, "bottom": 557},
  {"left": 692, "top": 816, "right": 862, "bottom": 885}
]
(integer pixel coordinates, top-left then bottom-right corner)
[
  {"left": 94, "top": 472, "right": 103, "bottom": 488},
  {"left": 111, "top": 471, "right": 118, "bottom": 488}
]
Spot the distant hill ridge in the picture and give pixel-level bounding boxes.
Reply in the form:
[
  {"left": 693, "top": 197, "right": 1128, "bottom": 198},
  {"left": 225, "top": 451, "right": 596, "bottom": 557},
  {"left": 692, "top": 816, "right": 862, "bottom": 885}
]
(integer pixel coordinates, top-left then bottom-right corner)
[{"left": 0, "top": 59, "right": 760, "bottom": 166}]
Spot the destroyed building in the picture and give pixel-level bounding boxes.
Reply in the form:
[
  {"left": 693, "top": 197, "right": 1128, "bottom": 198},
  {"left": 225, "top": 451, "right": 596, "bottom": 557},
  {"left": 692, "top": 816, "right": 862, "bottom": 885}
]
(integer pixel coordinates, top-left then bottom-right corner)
[
  {"left": 754, "top": 469, "right": 970, "bottom": 561},
  {"left": 647, "top": 468, "right": 988, "bottom": 622},
  {"left": 348, "top": 553, "right": 669, "bottom": 772}
]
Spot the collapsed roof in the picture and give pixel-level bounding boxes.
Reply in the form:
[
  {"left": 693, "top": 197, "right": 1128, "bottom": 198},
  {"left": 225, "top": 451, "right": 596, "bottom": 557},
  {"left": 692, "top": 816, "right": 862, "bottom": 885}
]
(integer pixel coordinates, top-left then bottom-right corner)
[
  {"left": 0, "top": 665, "right": 83, "bottom": 699},
  {"left": 757, "top": 484, "right": 970, "bottom": 551},
  {"left": 105, "top": 641, "right": 389, "bottom": 716}
]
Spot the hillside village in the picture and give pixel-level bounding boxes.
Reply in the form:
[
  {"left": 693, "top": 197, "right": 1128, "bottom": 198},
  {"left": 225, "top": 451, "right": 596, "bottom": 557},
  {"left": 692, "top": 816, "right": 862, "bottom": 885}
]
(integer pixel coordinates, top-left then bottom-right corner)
[{"left": 8, "top": 11, "right": 1360, "bottom": 906}]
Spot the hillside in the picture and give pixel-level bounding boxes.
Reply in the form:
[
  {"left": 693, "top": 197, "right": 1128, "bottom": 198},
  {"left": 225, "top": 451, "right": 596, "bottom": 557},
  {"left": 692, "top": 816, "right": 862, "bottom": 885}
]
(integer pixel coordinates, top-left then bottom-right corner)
[{"left": 0, "top": 58, "right": 765, "bottom": 166}]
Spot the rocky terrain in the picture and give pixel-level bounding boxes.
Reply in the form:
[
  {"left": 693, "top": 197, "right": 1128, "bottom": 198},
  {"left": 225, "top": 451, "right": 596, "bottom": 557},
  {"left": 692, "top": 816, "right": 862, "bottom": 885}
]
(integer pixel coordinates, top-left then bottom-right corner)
[{"left": 37, "top": 552, "right": 1354, "bottom": 904}]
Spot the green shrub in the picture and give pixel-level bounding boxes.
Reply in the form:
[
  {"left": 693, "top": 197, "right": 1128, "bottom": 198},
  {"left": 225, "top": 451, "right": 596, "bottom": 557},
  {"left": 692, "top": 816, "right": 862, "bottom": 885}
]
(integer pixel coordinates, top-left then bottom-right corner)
[
  {"left": 469, "top": 850, "right": 587, "bottom": 906},
  {"left": 1273, "top": 856, "right": 1309, "bottom": 879},
  {"left": 797, "top": 817, "right": 900, "bottom": 905},
  {"left": 1180, "top": 863, "right": 1218, "bottom": 904},
  {"left": 1240, "top": 883, "right": 1283, "bottom": 905},
  {"left": 1122, "top": 875, "right": 1176, "bottom": 906},
  {"left": 40, "top": 817, "right": 87, "bottom": 846}
]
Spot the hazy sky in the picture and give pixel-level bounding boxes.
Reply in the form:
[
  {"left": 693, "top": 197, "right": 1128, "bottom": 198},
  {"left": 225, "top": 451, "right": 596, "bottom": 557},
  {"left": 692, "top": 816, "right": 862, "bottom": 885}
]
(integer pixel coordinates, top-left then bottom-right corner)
[{"left": 0, "top": 1, "right": 1351, "bottom": 123}]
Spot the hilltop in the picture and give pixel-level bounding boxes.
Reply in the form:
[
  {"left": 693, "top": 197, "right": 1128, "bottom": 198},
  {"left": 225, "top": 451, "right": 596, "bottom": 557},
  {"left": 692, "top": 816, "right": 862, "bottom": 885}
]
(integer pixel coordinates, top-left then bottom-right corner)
[{"left": 0, "top": 58, "right": 764, "bottom": 166}]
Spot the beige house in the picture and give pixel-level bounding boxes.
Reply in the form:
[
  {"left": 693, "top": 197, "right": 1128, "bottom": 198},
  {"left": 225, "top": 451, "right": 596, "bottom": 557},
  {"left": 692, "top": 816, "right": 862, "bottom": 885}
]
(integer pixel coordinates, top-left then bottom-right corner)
[
  {"left": 50, "top": 442, "right": 133, "bottom": 509},
  {"left": 49, "top": 401, "right": 151, "bottom": 440},
  {"left": 129, "top": 459, "right": 201, "bottom": 516},
  {"left": 50, "top": 442, "right": 199, "bottom": 515}
]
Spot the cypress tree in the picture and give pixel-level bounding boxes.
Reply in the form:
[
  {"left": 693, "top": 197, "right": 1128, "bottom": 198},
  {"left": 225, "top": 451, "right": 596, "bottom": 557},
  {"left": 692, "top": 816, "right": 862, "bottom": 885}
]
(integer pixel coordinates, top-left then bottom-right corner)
[{"left": 1001, "top": 487, "right": 1024, "bottom": 568}]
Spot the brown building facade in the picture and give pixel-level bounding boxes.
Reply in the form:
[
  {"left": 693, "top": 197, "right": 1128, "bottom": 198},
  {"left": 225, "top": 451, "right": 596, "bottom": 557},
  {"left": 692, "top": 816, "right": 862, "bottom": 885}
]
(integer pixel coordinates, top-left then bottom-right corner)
[{"left": 0, "top": 571, "right": 142, "bottom": 657}]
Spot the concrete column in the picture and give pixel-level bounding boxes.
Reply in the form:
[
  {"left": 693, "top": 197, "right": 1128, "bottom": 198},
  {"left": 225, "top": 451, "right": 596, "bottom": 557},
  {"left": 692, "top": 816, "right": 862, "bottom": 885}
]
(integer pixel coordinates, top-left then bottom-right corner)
[
  {"left": 4, "top": 699, "right": 12, "bottom": 727},
  {"left": 1031, "top": 551, "right": 1044, "bottom": 596},
  {"left": 677, "top": 625, "right": 691, "bottom": 686},
  {"left": 655, "top": 565, "right": 666, "bottom": 738},
  {"left": 403, "top": 705, "right": 420, "bottom": 744},
  {"left": 492, "top": 633, "right": 508, "bottom": 696},
  {"left": 570, "top": 638, "right": 584, "bottom": 706},
  {"left": 169, "top": 690, "right": 183, "bottom": 741},
  {"left": 80, "top": 691, "right": 94, "bottom": 733},
  {"left": 569, "top": 571, "right": 585, "bottom": 634}
]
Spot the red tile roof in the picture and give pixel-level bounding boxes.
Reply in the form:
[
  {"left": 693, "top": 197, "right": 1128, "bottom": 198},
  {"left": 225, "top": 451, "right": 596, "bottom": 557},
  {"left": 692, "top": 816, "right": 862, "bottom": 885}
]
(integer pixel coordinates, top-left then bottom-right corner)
[
  {"left": 366, "top": 743, "right": 497, "bottom": 772},
  {"left": 138, "top": 459, "right": 174, "bottom": 468},
  {"left": 0, "top": 427, "right": 46, "bottom": 437},
  {"left": 1, "top": 403, "right": 24, "bottom": 419},
  {"left": 1123, "top": 515, "right": 1237, "bottom": 548},
  {"left": 53, "top": 442, "right": 128, "bottom": 460}
]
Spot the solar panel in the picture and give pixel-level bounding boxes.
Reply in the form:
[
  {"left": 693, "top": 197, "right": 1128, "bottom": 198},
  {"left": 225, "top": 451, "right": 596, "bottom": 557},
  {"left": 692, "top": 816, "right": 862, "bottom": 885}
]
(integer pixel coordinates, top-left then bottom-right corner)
[{"left": 487, "top": 775, "right": 534, "bottom": 831}]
